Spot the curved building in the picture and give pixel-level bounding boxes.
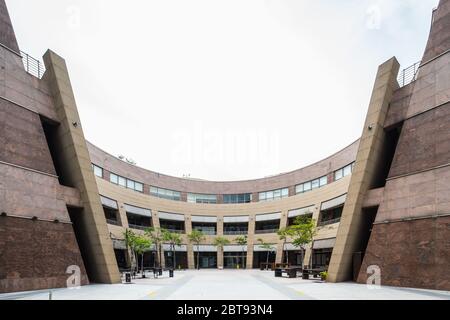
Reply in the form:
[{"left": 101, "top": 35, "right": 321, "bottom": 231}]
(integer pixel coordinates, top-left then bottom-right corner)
[{"left": 0, "top": 0, "right": 449, "bottom": 293}]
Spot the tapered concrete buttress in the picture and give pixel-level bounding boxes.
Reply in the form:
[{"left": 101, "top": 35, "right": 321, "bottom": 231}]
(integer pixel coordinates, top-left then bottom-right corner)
[
  {"left": 327, "top": 57, "right": 400, "bottom": 283},
  {"left": 43, "top": 50, "right": 121, "bottom": 284}
]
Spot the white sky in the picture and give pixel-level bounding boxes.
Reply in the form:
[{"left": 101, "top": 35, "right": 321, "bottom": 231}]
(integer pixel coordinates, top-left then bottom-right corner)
[{"left": 8, "top": 0, "right": 439, "bottom": 181}]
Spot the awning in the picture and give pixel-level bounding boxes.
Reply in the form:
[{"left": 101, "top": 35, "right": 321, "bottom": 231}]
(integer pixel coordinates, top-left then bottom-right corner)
[
  {"left": 112, "top": 238, "right": 126, "bottom": 250},
  {"left": 191, "top": 215, "right": 217, "bottom": 223},
  {"left": 313, "top": 238, "right": 336, "bottom": 249},
  {"left": 253, "top": 244, "right": 277, "bottom": 252},
  {"left": 288, "top": 205, "right": 315, "bottom": 218},
  {"left": 100, "top": 195, "right": 118, "bottom": 209},
  {"left": 162, "top": 244, "right": 187, "bottom": 252},
  {"left": 283, "top": 243, "right": 305, "bottom": 251},
  {"left": 223, "top": 245, "right": 247, "bottom": 252},
  {"left": 193, "top": 245, "right": 217, "bottom": 252},
  {"left": 223, "top": 215, "right": 249, "bottom": 223},
  {"left": 321, "top": 194, "right": 347, "bottom": 211},
  {"left": 158, "top": 212, "right": 185, "bottom": 221},
  {"left": 255, "top": 212, "right": 281, "bottom": 222},
  {"left": 124, "top": 204, "right": 151, "bottom": 217}
]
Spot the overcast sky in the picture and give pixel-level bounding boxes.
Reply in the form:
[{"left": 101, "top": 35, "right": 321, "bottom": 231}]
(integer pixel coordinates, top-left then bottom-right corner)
[{"left": 8, "top": 0, "right": 439, "bottom": 181}]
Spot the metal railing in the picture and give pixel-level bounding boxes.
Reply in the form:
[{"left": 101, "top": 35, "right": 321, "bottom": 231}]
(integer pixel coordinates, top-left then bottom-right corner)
[
  {"left": 128, "top": 224, "right": 150, "bottom": 231},
  {"left": 255, "top": 229, "right": 279, "bottom": 234},
  {"left": 20, "top": 50, "right": 45, "bottom": 79},
  {"left": 317, "top": 218, "right": 341, "bottom": 227},
  {"left": 224, "top": 230, "right": 248, "bottom": 235},
  {"left": 397, "top": 61, "right": 421, "bottom": 87},
  {"left": 106, "top": 218, "right": 121, "bottom": 226}
]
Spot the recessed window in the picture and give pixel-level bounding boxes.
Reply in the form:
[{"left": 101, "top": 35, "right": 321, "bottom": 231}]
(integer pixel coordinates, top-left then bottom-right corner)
[
  {"left": 259, "top": 188, "right": 289, "bottom": 202},
  {"left": 135, "top": 182, "right": 144, "bottom": 192},
  {"left": 187, "top": 193, "right": 217, "bottom": 204},
  {"left": 223, "top": 193, "right": 252, "bottom": 204},
  {"left": 150, "top": 187, "right": 181, "bottom": 201},
  {"left": 92, "top": 164, "right": 103, "bottom": 178},
  {"left": 110, "top": 173, "right": 118, "bottom": 184},
  {"left": 118, "top": 176, "right": 126, "bottom": 187},
  {"left": 334, "top": 162, "right": 354, "bottom": 181}
]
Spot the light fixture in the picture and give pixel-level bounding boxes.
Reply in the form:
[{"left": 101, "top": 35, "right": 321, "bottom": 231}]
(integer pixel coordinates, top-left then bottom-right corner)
[{"left": 72, "top": 121, "right": 78, "bottom": 128}]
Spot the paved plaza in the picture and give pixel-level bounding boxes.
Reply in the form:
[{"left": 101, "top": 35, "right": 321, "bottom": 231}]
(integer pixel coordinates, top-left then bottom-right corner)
[{"left": 1, "top": 270, "right": 449, "bottom": 300}]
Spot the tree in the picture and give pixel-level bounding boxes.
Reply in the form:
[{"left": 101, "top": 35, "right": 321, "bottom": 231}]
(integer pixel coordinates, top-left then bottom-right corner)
[
  {"left": 123, "top": 229, "right": 138, "bottom": 273},
  {"left": 288, "top": 214, "right": 316, "bottom": 268},
  {"left": 277, "top": 227, "right": 293, "bottom": 265},
  {"left": 213, "top": 237, "right": 231, "bottom": 268},
  {"left": 133, "top": 236, "right": 153, "bottom": 277},
  {"left": 162, "top": 229, "right": 182, "bottom": 269},
  {"left": 234, "top": 236, "right": 248, "bottom": 269},
  {"left": 257, "top": 238, "right": 275, "bottom": 269},
  {"left": 188, "top": 230, "right": 205, "bottom": 270},
  {"left": 145, "top": 227, "right": 164, "bottom": 268}
]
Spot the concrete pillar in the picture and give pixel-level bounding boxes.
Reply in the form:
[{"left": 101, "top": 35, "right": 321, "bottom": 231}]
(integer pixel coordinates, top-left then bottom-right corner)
[
  {"left": 150, "top": 211, "right": 165, "bottom": 268},
  {"left": 185, "top": 215, "right": 195, "bottom": 269},
  {"left": 328, "top": 57, "right": 400, "bottom": 283},
  {"left": 246, "top": 216, "right": 256, "bottom": 268},
  {"left": 275, "top": 211, "right": 288, "bottom": 264},
  {"left": 43, "top": 50, "right": 121, "bottom": 284}
]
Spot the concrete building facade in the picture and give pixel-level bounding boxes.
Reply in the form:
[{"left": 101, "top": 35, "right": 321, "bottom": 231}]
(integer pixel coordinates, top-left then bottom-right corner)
[{"left": 0, "top": 0, "right": 449, "bottom": 293}]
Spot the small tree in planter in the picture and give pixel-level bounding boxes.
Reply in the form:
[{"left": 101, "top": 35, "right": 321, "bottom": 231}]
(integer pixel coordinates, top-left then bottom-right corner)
[
  {"left": 188, "top": 230, "right": 205, "bottom": 270},
  {"left": 163, "top": 229, "right": 182, "bottom": 269},
  {"left": 213, "top": 236, "right": 231, "bottom": 269},
  {"left": 145, "top": 227, "right": 164, "bottom": 268},
  {"left": 277, "top": 227, "right": 293, "bottom": 265},
  {"left": 288, "top": 214, "right": 316, "bottom": 269},
  {"left": 234, "top": 236, "right": 248, "bottom": 269},
  {"left": 257, "top": 238, "right": 275, "bottom": 270}
]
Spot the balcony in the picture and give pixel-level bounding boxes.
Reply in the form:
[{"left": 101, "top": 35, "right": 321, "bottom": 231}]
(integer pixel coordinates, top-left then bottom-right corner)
[
  {"left": 128, "top": 224, "right": 150, "bottom": 231},
  {"left": 317, "top": 218, "right": 341, "bottom": 227},
  {"left": 224, "top": 230, "right": 248, "bottom": 235},
  {"left": 397, "top": 61, "right": 421, "bottom": 87},
  {"left": 21, "top": 50, "right": 45, "bottom": 79},
  {"left": 106, "top": 219, "right": 121, "bottom": 226},
  {"left": 255, "top": 229, "right": 279, "bottom": 234}
]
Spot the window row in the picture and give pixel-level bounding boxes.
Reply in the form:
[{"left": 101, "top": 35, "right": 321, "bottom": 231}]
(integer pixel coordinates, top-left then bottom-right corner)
[
  {"left": 150, "top": 186, "right": 181, "bottom": 201},
  {"left": 334, "top": 163, "right": 355, "bottom": 181},
  {"left": 110, "top": 172, "right": 144, "bottom": 193},
  {"left": 223, "top": 193, "right": 252, "bottom": 204},
  {"left": 259, "top": 188, "right": 289, "bottom": 202},
  {"left": 187, "top": 193, "right": 218, "bottom": 204},
  {"left": 295, "top": 176, "right": 327, "bottom": 194}
]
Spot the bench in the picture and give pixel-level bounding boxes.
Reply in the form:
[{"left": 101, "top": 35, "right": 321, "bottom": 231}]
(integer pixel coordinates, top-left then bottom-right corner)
[{"left": 274, "top": 267, "right": 302, "bottom": 278}]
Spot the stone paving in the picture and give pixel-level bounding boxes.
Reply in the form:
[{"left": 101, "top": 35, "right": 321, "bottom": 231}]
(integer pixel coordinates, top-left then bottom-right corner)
[{"left": 1, "top": 270, "right": 449, "bottom": 300}]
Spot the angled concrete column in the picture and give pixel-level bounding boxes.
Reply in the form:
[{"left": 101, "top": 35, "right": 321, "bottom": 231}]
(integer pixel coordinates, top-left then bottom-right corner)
[
  {"left": 43, "top": 50, "right": 121, "bottom": 284},
  {"left": 327, "top": 57, "right": 400, "bottom": 283}
]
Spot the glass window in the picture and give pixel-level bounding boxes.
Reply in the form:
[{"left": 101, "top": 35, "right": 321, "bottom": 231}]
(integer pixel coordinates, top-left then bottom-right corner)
[
  {"left": 127, "top": 179, "right": 135, "bottom": 189},
  {"left": 110, "top": 173, "right": 118, "bottom": 184},
  {"left": 343, "top": 164, "right": 352, "bottom": 177},
  {"left": 118, "top": 176, "right": 126, "bottom": 187},
  {"left": 319, "top": 176, "right": 328, "bottom": 187},
  {"left": 303, "top": 181, "right": 312, "bottom": 192},
  {"left": 311, "top": 179, "right": 320, "bottom": 189},
  {"left": 150, "top": 187, "right": 181, "bottom": 201},
  {"left": 93, "top": 165, "right": 103, "bottom": 178},
  {"left": 187, "top": 193, "right": 217, "bottom": 204},
  {"left": 135, "top": 182, "right": 143, "bottom": 192},
  {"left": 281, "top": 188, "right": 289, "bottom": 197},
  {"left": 334, "top": 169, "right": 343, "bottom": 180}
]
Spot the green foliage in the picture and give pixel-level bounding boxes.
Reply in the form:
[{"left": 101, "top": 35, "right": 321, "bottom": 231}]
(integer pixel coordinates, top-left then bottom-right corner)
[
  {"left": 213, "top": 236, "right": 231, "bottom": 247},
  {"left": 288, "top": 214, "right": 316, "bottom": 250},
  {"left": 188, "top": 229, "right": 205, "bottom": 245},
  {"left": 320, "top": 271, "right": 328, "bottom": 280},
  {"left": 163, "top": 229, "right": 182, "bottom": 247},
  {"left": 234, "top": 236, "right": 248, "bottom": 246},
  {"left": 257, "top": 238, "right": 275, "bottom": 251}
]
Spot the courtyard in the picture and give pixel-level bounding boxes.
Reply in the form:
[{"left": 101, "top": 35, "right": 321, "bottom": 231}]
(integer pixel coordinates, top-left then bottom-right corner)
[{"left": 1, "top": 270, "right": 449, "bottom": 300}]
